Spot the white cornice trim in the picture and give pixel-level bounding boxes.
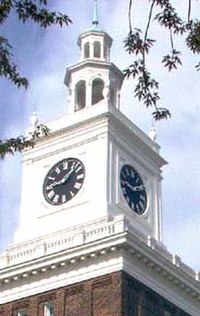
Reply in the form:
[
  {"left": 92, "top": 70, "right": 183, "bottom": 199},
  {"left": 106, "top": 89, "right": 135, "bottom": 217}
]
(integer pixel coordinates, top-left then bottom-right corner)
[{"left": 0, "top": 216, "right": 199, "bottom": 314}]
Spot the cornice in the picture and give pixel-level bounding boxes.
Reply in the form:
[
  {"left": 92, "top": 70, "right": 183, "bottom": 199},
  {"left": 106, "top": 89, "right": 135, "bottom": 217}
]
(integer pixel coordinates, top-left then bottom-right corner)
[
  {"left": 0, "top": 216, "right": 199, "bottom": 313},
  {"left": 22, "top": 104, "right": 166, "bottom": 169},
  {"left": 65, "top": 60, "right": 123, "bottom": 86}
]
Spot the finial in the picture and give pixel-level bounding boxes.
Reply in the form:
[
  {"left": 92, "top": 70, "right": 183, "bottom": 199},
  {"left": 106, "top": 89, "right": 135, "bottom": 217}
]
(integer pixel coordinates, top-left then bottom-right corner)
[
  {"left": 148, "top": 122, "right": 157, "bottom": 142},
  {"left": 26, "top": 104, "right": 39, "bottom": 138},
  {"left": 92, "top": 0, "right": 99, "bottom": 29},
  {"left": 30, "top": 104, "right": 39, "bottom": 129}
]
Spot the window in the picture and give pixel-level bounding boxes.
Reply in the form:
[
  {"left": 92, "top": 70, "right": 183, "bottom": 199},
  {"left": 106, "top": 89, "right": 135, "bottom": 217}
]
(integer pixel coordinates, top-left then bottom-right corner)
[
  {"left": 84, "top": 42, "right": 90, "bottom": 59},
  {"left": 17, "top": 312, "right": 27, "bottom": 316},
  {"left": 44, "top": 303, "right": 54, "bottom": 316},
  {"left": 92, "top": 78, "right": 104, "bottom": 105},
  {"left": 93, "top": 41, "right": 101, "bottom": 58},
  {"left": 75, "top": 80, "right": 86, "bottom": 111}
]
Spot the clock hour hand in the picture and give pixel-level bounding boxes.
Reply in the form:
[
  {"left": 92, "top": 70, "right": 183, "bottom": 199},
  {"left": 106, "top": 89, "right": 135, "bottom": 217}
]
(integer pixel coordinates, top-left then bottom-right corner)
[{"left": 46, "top": 181, "right": 61, "bottom": 190}]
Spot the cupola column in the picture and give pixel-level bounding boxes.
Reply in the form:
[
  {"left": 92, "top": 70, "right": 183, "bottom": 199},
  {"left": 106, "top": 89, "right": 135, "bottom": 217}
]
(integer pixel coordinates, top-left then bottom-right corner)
[{"left": 86, "top": 81, "right": 92, "bottom": 107}]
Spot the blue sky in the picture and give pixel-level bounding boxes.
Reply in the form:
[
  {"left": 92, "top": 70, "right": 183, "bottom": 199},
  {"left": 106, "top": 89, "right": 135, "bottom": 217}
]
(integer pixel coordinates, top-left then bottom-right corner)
[{"left": 0, "top": 0, "right": 199, "bottom": 271}]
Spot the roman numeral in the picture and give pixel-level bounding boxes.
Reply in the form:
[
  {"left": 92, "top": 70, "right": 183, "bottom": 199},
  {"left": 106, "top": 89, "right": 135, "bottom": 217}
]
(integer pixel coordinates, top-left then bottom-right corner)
[
  {"left": 131, "top": 202, "right": 135, "bottom": 211},
  {"left": 139, "top": 201, "right": 145, "bottom": 209},
  {"left": 140, "top": 194, "right": 146, "bottom": 202},
  {"left": 135, "top": 177, "right": 140, "bottom": 184},
  {"left": 47, "top": 190, "right": 55, "bottom": 199},
  {"left": 71, "top": 161, "right": 82, "bottom": 172},
  {"left": 47, "top": 176, "right": 55, "bottom": 181},
  {"left": 125, "top": 167, "right": 130, "bottom": 176},
  {"left": 62, "top": 195, "right": 67, "bottom": 203},
  {"left": 55, "top": 167, "right": 60, "bottom": 174},
  {"left": 53, "top": 194, "right": 59, "bottom": 203},
  {"left": 76, "top": 165, "right": 82, "bottom": 173},
  {"left": 130, "top": 169, "right": 135, "bottom": 178},
  {"left": 74, "top": 182, "right": 82, "bottom": 189},
  {"left": 126, "top": 196, "right": 130, "bottom": 204},
  {"left": 121, "top": 171, "right": 126, "bottom": 178},
  {"left": 69, "top": 190, "right": 75, "bottom": 197},
  {"left": 63, "top": 161, "right": 68, "bottom": 170},
  {"left": 135, "top": 204, "right": 140, "bottom": 213},
  {"left": 77, "top": 173, "right": 84, "bottom": 180}
]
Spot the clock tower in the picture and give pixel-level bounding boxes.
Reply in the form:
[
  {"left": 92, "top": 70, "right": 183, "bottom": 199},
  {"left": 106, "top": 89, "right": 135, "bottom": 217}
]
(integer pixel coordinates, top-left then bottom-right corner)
[
  {"left": 15, "top": 2, "right": 165, "bottom": 243},
  {"left": 0, "top": 2, "right": 199, "bottom": 315}
]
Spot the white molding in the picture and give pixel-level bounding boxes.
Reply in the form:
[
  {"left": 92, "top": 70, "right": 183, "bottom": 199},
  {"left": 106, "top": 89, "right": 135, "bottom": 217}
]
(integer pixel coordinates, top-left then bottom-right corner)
[{"left": 0, "top": 216, "right": 199, "bottom": 315}]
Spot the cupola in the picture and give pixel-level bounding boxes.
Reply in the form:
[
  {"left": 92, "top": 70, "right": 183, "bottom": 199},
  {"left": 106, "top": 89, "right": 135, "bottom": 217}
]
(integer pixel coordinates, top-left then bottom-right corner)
[{"left": 64, "top": 0, "right": 123, "bottom": 113}]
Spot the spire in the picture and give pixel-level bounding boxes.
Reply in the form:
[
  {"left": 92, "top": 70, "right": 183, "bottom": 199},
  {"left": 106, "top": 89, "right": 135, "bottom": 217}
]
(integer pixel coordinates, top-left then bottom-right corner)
[{"left": 92, "top": 0, "right": 99, "bottom": 29}]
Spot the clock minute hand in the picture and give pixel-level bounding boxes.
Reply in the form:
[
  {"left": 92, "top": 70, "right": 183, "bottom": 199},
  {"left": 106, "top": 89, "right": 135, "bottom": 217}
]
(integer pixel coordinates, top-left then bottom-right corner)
[
  {"left": 60, "top": 168, "right": 74, "bottom": 184},
  {"left": 124, "top": 181, "right": 144, "bottom": 192}
]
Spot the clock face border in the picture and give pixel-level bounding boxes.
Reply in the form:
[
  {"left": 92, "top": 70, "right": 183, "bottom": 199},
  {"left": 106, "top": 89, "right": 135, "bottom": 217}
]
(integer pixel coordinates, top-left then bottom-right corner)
[
  {"left": 43, "top": 157, "right": 85, "bottom": 206},
  {"left": 120, "top": 164, "right": 147, "bottom": 215}
]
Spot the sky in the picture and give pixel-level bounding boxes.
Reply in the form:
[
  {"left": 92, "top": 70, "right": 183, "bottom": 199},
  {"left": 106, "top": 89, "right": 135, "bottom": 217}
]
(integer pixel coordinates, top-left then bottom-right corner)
[{"left": 0, "top": 0, "right": 199, "bottom": 271}]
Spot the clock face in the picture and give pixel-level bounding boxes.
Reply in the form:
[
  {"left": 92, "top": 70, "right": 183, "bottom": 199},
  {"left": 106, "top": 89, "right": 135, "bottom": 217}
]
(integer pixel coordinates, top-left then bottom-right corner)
[
  {"left": 43, "top": 158, "right": 85, "bottom": 205},
  {"left": 120, "top": 164, "right": 147, "bottom": 215}
]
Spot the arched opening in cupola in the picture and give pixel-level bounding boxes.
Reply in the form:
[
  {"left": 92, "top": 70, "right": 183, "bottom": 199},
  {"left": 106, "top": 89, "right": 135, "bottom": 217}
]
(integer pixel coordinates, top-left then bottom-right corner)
[
  {"left": 84, "top": 42, "right": 90, "bottom": 59},
  {"left": 92, "top": 78, "right": 104, "bottom": 105},
  {"left": 93, "top": 41, "right": 101, "bottom": 58},
  {"left": 75, "top": 80, "right": 86, "bottom": 111}
]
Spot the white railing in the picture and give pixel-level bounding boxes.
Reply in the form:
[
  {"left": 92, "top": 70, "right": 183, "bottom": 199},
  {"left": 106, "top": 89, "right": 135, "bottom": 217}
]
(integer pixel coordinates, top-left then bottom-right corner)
[
  {"left": 0, "top": 215, "right": 198, "bottom": 284},
  {"left": 0, "top": 216, "right": 123, "bottom": 268}
]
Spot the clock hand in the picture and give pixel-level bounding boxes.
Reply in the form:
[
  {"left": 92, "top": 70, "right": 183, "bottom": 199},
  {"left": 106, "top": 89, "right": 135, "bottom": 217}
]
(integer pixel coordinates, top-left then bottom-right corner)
[
  {"left": 132, "top": 185, "right": 145, "bottom": 191},
  {"left": 123, "top": 180, "right": 144, "bottom": 191},
  {"left": 46, "top": 181, "right": 61, "bottom": 190},
  {"left": 60, "top": 168, "right": 75, "bottom": 184},
  {"left": 46, "top": 166, "right": 77, "bottom": 190}
]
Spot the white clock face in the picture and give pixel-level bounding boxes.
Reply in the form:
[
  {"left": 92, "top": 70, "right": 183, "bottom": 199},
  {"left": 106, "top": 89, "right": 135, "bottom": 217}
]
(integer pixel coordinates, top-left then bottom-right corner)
[
  {"left": 120, "top": 164, "right": 147, "bottom": 214},
  {"left": 43, "top": 158, "right": 85, "bottom": 205}
]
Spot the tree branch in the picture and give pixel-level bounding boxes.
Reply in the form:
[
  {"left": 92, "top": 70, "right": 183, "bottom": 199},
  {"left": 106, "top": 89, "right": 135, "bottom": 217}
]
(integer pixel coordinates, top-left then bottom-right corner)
[
  {"left": 0, "top": 124, "right": 50, "bottom": 159},
  {"left": 188, "top": 0, "right": 191, "bottom": 22},
  {"left": 13, "top": 0, "right": 72, "bottom": 27},
  {"left": 128, "top": 0, "right": 133, "bottom": 33},
  {"left": 0, "top": 36, "right": 28, "bottom": 88},
  {"left": 143, "top": 0, "right": 156, "bottom": 64}
]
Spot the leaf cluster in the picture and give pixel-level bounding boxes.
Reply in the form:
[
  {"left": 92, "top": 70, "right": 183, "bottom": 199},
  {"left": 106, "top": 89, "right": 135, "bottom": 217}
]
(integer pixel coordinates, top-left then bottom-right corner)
[
  {"left": 0, "top": 0, "right": 72, "bottom": 88},
  {"left": 162, "top": 49, "right": 182, "bottom": 71},
  {"left": 0, "top": 36, "right": 28, "bottom": 87},
  {"left": 124, "top": 29, "right": 155, "bottom": 55},
  {"left": 186, "top": 21, "right": 200, "bottom": 53},
  {"left": 125, "top": 0, "right": 200, "bottom": 120},
  {"left": 0, "top": 1, "right": 71, "bottom": 159}
]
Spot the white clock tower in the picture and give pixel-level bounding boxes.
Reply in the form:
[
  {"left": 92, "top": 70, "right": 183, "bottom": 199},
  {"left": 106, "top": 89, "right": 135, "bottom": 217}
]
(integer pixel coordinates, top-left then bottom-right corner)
[
  {"left": 1, "top": 2, "right": 199, "bottom": 315},
  {"left": 15, "top": 1, "right": 166, "bottom": 244}
]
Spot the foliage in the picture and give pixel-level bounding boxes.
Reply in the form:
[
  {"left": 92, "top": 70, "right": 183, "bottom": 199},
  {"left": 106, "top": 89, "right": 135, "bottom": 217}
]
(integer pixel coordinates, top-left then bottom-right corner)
[
  {"left": 0, "top": 0, "right": 72, "bottom": 159},
  {"left": 0, "top": 124, "right": 50, "bottom": 159},
  {"left": 125, "top": 0, "right": 200, "bottom": 120}
]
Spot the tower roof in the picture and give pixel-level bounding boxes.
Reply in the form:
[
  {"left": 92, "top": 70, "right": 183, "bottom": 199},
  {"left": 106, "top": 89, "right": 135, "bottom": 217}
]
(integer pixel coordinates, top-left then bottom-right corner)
[{"left": 77, "top": 0, "right": 112, "bottom": 49}]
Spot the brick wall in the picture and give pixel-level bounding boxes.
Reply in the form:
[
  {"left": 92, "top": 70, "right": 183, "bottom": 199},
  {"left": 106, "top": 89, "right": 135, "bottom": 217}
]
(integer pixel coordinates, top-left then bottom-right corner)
[
  {"left": 0, "top": 271, "right": 191, "bottom": 316},
  {"left": 0, "top": 272, "right": 122, "bottom": 316}
]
